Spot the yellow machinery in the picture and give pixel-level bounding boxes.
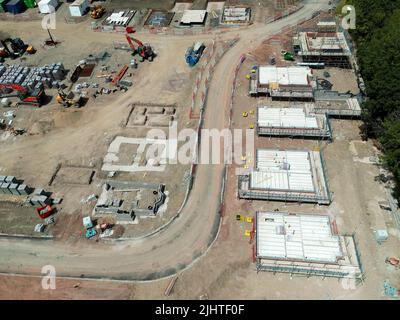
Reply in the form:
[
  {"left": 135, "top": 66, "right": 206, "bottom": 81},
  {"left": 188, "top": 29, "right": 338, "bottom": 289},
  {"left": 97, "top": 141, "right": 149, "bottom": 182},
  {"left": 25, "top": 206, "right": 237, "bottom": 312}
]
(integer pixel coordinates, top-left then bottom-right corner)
[
  {"left": 26, "top": 45, "right": 36, "bottom": 54},
  {"left": 56, "top": 89, "right": 83, "bottom": 108},
  {"left": 90, "top": 5, "right": 106, "bottom": 19}
]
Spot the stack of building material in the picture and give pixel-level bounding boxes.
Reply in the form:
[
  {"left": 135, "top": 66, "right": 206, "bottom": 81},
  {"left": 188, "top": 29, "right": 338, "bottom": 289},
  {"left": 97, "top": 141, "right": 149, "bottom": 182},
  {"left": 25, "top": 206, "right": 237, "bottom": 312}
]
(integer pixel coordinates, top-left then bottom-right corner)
[
  {"left": 0, "top": 176, "right": 32, "bottom": 196},
  {"left": 0, "top": 62, "right": 65, "bottom": 90},
  {"left": 26, "top": 188, "right": 49, "bottom": 206}
]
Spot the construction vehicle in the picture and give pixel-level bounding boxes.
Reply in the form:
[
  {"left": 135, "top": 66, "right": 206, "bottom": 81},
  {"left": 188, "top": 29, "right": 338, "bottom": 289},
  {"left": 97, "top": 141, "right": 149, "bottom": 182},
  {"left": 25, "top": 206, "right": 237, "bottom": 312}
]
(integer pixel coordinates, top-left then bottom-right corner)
[
  {"left": 125, "top": 35, "right": 155, "bottom": 62},
  {"left": 0, "top": 83, "right": 45, "bottom": 107},
  {"left": 90, "top": 5, "right": 106, "bottom": 19},
  {"left": 283, "top": 51, "right": 295, "bottom": 61},
  {"left": 0, "top": 38, "right": 35, "bottom": 61},
  {"left": 56, "top": 89, "right": 84, "bottom": 108},
  {"left": 185, "top": 42, "right": 205, "bottom": 67}
]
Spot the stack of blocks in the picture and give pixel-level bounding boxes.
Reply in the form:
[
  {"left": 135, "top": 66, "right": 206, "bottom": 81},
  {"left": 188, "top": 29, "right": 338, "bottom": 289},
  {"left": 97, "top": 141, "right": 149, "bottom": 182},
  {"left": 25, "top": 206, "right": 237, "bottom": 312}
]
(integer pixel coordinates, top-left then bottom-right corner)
[{"left": 0, "top": 176, "right": 30, "bottom": 195}]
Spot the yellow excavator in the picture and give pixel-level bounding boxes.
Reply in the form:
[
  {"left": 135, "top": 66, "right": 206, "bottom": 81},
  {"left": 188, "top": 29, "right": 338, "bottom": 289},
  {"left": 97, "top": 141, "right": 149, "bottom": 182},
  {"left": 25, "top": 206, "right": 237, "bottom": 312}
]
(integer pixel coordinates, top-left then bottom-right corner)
[
  {"left": 56, "top": 89, "right": 83, "bottom": 108},
  {"left": 90, "top": 5, "right": 106, "bottom": 19}
]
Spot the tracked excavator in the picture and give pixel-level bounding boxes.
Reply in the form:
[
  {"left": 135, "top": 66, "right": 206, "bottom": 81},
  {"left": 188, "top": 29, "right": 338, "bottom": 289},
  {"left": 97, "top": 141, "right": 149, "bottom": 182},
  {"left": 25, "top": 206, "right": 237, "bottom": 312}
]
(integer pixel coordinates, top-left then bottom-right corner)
[
  {"left": 0, "top": 38, "right": 35, "bottom": 62},
  {"left": 125, "top": 35, "right": 155, "bottom": 62},
  {"left": 0, "top": 83, "right": 44, "bottom": 107}
]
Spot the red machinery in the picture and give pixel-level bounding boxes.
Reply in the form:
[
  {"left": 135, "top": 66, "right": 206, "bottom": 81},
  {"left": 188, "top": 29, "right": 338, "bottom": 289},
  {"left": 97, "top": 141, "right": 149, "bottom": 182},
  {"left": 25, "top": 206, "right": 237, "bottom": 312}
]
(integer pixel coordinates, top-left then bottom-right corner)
[
  {"left": 125, "top": 35, "right": 155, "bottom": 62},
  {"left": 36, "top": 205, "right": 53, "bottom": 219},
  {"left": 111, "top": 64, "right": 128, "bottom": 86},
  {"left": 0, "top": 83, "right": 45, "bottom": 107}
]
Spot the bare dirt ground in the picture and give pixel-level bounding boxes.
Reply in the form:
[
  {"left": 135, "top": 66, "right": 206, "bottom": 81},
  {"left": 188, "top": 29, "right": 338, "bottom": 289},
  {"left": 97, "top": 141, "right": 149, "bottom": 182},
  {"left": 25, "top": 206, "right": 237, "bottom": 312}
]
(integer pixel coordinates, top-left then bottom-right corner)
[
  {"left": 0, "top": 202, "right": 53, "bottom": 236},
  {"left": 0, "top": 10, "right": 201, "bottom": 238},
  {"left": 2, "top": 114, "right": 397, "bottom": 300}
]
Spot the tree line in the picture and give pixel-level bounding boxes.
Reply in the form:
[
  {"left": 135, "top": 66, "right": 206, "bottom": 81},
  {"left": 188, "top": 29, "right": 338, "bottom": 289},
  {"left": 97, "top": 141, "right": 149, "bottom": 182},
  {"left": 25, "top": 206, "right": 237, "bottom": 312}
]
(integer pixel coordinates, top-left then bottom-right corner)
[{"left": 348, "top": 0, "right": 400, "bottom": 195}]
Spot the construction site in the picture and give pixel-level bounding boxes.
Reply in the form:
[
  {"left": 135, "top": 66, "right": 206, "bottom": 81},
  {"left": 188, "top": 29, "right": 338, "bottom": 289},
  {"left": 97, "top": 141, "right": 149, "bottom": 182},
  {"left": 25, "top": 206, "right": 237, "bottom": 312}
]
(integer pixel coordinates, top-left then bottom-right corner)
[
  {"left": 292, "top": 18, "right": 353, "bottom": 69},
  {"left": 256, "top": 105, "right": 332, "bottom": 139},
  {"left": 237, "top": 149, "right": 331, "bottom": 204},
  {"left": 0, "top": 0, "right": 399, "bottom": 302},
  {"left": 255, "top": 211, "right": 363, "bottom": 280}
]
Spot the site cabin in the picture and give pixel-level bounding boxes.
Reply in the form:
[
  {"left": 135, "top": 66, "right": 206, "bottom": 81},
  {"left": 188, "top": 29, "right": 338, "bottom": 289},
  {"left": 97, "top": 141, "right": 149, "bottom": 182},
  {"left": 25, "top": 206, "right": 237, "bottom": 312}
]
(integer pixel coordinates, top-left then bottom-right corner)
[
  {"left": 180, "top": 10, "right": 207, "bottom": 26},
  {"left": 38, "top": 0, "right": 59, "bottom": 14},
  {"left": 82, "top": 216, "right": 93, "bottom": 229},
  {"left": 69, "top": 0, "right": 89, "bottom": 17}
]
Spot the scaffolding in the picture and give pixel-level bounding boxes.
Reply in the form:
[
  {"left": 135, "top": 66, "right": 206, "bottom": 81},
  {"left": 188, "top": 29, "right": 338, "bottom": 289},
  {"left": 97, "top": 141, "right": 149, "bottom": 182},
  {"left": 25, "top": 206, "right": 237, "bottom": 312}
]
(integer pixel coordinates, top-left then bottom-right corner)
[
  {"left": 255, "top": 212, "right": 364, "bottom": 280},
  {"left": 237, "top": 150, "right": 331, "bottom": 205},
  {"left": 292, "top": 22, "right": 353, "bottom": 69},
  {"left": 249, "top": 67, "right": 316, "bottom": 100},
  {"left": 256, "top": 106, "right": 332, "bottom": 139},
  {"left": 311, "top": 95, "right": 362, "bottom": 118}
]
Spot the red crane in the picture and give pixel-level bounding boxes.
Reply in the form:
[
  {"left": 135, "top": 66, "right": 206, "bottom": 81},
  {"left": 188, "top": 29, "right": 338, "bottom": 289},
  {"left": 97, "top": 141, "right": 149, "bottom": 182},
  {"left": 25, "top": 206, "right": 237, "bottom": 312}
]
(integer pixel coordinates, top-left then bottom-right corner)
[{"left": 125, "top": 35, "right": 155, "bottom": 62}]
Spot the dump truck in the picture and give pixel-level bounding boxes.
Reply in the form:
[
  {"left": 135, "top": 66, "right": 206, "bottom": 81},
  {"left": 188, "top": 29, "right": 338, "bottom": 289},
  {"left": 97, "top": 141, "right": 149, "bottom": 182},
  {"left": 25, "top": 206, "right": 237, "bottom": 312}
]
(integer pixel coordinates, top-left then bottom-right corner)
[{"left": 185, "top": 42, "right": 205, "bottom": 67}]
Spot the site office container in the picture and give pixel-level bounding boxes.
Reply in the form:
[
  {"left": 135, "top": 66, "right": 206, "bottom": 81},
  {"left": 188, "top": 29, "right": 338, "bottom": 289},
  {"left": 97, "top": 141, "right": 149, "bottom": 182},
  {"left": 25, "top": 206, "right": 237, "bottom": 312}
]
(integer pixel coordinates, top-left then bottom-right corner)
[
  {"left": 5, "top": 0, "right": 25, "bottom": 14},
  {"left": 68, "top": 0, "right": 89, "bottom": 17},
  {"left": 23, "top": 0, "right": 36, "bottom": 8},
  {"left": 38, "top": 0, "right": 58, "bottom": 14}
]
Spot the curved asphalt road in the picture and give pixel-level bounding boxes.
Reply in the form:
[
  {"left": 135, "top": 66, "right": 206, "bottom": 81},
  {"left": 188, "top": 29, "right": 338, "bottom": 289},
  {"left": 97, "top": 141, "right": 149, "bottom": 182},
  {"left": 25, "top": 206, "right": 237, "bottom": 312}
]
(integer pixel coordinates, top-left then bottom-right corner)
[{"left": 0, "top": 0, "right": 330, "bottom": 281}]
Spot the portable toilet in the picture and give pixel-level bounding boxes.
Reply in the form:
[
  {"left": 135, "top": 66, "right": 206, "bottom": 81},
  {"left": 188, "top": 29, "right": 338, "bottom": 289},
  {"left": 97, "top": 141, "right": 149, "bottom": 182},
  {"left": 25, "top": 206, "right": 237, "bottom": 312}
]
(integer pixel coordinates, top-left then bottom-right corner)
[
  {"left": 68, "top": 0, "right": 89, "bottom": 17},
  {"left": 5, "top": 0, "right": 25, "bottom": 14}
]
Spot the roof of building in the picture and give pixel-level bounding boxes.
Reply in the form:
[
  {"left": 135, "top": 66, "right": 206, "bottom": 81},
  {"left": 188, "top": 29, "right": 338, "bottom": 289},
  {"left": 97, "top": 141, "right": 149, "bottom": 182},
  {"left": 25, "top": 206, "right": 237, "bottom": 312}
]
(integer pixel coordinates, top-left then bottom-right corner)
[
  {"left": 317, "top": 21, "right": 337, "bottom": 26},
  {"left": 258, "top": 66, "right": 312, "bottom": 86},
  {"left": 180, "top": 10, "right": 207, "bottom": 24},
  {"left": 250, "top": 149, "right": 315, "bottom": 192},
  {"left": 38, "top": 0, "right": 57, "bottom": 5},
  {"left": 70, "top": 0, "right": 87, "bottom": 6},
  {"left": 256, "top": 212, "right": 342, "bottom": 262},
  {"left": 257, "top": 107, "right": 319, "bottom": 129}
]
